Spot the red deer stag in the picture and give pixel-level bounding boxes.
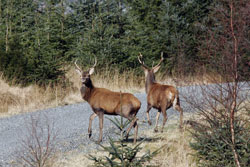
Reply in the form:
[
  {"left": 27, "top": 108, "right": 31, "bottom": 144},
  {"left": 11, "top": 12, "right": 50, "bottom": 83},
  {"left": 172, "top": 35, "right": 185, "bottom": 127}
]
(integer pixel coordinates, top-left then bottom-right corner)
[
  {"left": 138, "top": 53, "right": 183, "bottom": 132},
  {"left": 75, "top": 58, "right": 141, "bottom": 143}
]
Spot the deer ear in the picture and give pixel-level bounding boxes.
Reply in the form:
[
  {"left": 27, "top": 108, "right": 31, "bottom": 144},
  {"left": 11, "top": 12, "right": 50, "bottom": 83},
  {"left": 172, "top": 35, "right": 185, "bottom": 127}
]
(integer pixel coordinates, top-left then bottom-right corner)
[
  {"left": 140, "top": 66, "right": 148, "bottom": 75},
  {"left": 141, "top": 66, "right": 147, "bottom": 71},
  {"left": 89, "top": 68, "right": 95, "bottom": 75},
  {"left": 153, "top": 65, "right": 161, "bottom": 73},
  {"left": 75, "top": 69, "right": 82, "bottom": 76},
  {"left": 144, "top": 69, "right": 148, "bottom": 76}
]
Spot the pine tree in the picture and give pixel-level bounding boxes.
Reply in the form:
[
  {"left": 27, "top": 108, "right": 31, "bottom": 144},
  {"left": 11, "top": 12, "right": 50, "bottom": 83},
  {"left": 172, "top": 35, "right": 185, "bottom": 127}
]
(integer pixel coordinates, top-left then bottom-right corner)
[{"left": 0, "top": 0, "right": 67, "bottom": 86}]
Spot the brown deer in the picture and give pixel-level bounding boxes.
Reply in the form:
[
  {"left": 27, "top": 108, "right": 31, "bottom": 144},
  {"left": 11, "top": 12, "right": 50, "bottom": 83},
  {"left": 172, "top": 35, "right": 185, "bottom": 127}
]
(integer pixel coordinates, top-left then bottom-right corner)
[
  {"left": 138, "top": 53, "right": 183, "bottom": 132},
  {"left": 75, "top": 58, "right": 141, "bottom": 143}
]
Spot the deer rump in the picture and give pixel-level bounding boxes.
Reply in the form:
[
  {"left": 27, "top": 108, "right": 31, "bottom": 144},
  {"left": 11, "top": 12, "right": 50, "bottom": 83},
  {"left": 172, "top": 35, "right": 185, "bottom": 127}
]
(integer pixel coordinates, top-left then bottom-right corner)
[{"left": 147, "top": 84, "right": 179, "bottom": 110}]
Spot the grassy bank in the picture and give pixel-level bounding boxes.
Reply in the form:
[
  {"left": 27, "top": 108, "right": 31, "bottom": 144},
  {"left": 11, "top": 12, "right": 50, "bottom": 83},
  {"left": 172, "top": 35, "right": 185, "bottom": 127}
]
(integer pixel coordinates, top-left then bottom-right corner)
[
  {"left": 0, "top": 66, "right": 223, "bottom": 117},
  {"left": 0, "top": 68, "right": 144, "bottom": 117}
]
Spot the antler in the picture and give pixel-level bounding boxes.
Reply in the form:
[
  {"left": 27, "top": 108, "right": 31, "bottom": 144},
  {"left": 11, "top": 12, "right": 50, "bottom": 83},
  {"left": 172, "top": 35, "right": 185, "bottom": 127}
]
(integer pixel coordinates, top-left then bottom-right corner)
[
  {"left": 152, "top": 52, "right": 164, "bottom": 70},
  {"left": 91, "top": 56, "right": 97, "bottom": 69},
  {"left": 75, "top": 56, "right": 97, "bottom": 71},
  {"left": 74, "top": 59, "right": 82, "bottom": 72},
  {"left": 138, "top": 53, "right": 149, "bottom": 69}
]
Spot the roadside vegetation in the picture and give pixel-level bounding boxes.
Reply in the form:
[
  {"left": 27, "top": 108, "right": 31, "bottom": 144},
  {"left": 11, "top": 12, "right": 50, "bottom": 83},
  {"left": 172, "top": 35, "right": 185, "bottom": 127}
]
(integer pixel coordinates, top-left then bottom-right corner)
[
  {"left": 0, "top": 68, "right": 145, "bottom": 116},
  {"left": 54, "top": 114, "right": 197, "bottom": 167},
  {"left": 0, "top": 0, "right": 249, "bottom": 167}
]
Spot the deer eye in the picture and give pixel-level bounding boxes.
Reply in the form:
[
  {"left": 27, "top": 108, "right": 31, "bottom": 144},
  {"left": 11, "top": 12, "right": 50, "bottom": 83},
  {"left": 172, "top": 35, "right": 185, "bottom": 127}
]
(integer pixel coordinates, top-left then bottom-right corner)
[{"left": 82, "top": 75, "right": 89, "bottom": 79}]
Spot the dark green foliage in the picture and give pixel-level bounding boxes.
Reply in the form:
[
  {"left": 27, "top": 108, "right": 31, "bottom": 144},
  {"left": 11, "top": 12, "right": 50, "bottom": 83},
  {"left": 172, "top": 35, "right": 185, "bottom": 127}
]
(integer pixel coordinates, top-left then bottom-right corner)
[
  {"left": 190, "top": 113, "right": 250, "bottom": 167},
  {"left": 67, "top": 0, "right": 214, "bottom": 74},
  {"left": 67, "top": 0, "right": 138, "bottom": 72},
  {"left": 0, "top": 0, "right": 68, "bottom": 86},
  {"left": 0, "top": 0, "right": 248, "bottom": 86},
  {"left": 88, "top": 117, "right": 160, "bottom": 167},
  {"left": 0, "top": 36, "right": 30, "bottom": 85},
  {"left": 89, "top": 138, "right": 159, "bottom": 167},
  {"left": 0, "top": 35, "right": 66, "bottom": 86},
  {"left": 125, "top": 0, "right": 214, "bottom": 75}
]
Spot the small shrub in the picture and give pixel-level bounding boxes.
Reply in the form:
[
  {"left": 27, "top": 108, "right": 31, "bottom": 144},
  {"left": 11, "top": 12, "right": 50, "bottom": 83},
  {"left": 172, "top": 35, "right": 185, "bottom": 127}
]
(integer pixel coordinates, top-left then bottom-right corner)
[
  {"left": 88, "top": 117, "right": 160, "bottom": 167},
  {"left": 189, "top": 110, "right": 250, "bottom": 167},
  {"left": 15, "top": 114, "right": 58, "bottom": 167}
]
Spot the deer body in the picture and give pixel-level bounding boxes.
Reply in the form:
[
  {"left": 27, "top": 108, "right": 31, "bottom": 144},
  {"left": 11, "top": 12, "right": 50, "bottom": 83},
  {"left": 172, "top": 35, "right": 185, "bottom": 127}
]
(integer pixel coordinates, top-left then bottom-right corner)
[
  {"left": 138, "top": 53, "right": 183, "bottom": 132},
  {"left": 81, "top": 86, "right": 140, "bottom": 117},
  {"left": 76, "top": 59, "right": 140, "bottom": 143}
]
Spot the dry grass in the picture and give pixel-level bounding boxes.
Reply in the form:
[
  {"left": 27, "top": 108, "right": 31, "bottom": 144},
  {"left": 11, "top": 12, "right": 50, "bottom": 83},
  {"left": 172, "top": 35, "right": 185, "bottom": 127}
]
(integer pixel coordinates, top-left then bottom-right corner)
[
  {"left": 160, "top": 71, "right": 225, "bottom": 87},
  {"left": 55, "top": 151, "right": 98, "bottom": 167},
  {"left": 139, "top": 113, "right": 197, "bottom": 167},
  {"left": 0, "top": 67, "right": 223, "bottom": 118},
  {"left": 93, "top": 69, "right": 144, "bottom": 93},
  {"left": 0, "top": 68, "right": 145, "bottom": 117},
  {"left": 0, "top": 72, "right": 81, "bottom": 117}
]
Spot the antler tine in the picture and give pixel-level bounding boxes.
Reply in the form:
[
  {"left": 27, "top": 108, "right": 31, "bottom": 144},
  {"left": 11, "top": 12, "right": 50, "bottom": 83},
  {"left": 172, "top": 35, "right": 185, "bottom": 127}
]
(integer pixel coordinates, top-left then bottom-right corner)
[
  {"left": 153, "top": 52, "right": 164, "bottom": 70},
  {"left": 137, "top": 53, "right": 143, "bottom": 64},
  {"left": 138, "top": 53, "right": 149, "bottom": 69},
  {"left": 91, "top": 56, "right": 97, "bottom": 69},
  {"left": 74, "top": 59, "right": 82, "bottom": 72}
]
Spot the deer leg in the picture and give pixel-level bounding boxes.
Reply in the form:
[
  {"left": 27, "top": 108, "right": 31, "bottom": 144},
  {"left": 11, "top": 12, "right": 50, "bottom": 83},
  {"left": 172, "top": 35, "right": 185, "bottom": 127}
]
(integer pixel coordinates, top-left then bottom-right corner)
[
  {"left": 97, "top": 112, "right": 104, "bottom": 143},
  {"left": 88, "top": 113, "right": 97, "bottom": 138},
  {"left": 133, "top": 120, "right": 138, "bottom": 144},
  {"left": 161, "top": 110, "right": 168, "bottom": 133},
  {"left": 125, "top": 117, "right": 138, "bottom": 140},
  {"left": 154, "top": 111, "right": 161, "bottom": 132},
  {"left": 175, "top": 105, "right": 183, "bottom": 130},
  {"left": 146, "top": 104, "right": 152, "bottom": 125}
]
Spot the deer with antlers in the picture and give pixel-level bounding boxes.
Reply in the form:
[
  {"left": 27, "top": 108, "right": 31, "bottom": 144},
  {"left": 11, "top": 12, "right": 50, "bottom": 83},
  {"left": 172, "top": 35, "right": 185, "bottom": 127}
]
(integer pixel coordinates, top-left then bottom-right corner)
[
  {"left": 75, "top": 58, "right": 141, "bottom": 143},
  {"left": 138, "top": 53, "right": 183, "bottom": 132}
]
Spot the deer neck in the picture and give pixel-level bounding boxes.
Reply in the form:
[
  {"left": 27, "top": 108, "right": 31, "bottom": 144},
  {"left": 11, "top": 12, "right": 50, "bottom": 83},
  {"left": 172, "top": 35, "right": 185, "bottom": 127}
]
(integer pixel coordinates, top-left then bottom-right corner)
[
  {"left": 145, "top": 73, "right": 156, "bottom": 94},
  {"left": 81, "top": 79, "right": 95, "bottom": 102}
]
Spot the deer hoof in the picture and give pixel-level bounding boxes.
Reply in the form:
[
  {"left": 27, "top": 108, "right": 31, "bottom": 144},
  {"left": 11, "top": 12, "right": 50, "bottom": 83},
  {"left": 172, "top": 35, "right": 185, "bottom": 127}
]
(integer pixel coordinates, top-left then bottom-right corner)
[
  {"left": 154, "top": 128, "right": 158, "bottom": 133},
  {"left": 179, "top": 126, "right": 183, "bottom": 132},
  {"left": 148, "top": 121, "right": 152, "bottom": 126},
  {"left": 97, "top": 139, "right": 102, "bottom": 144},
  {"left": 89, "top": 132, "right": 92, "bottom": 138}
]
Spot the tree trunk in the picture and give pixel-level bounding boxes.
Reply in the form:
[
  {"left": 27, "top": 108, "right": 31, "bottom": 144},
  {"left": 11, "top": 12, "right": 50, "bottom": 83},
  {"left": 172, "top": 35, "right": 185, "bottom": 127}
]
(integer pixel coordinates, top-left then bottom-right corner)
[{"left": 229, "top": 2, "right": 240, "bottom": 167}]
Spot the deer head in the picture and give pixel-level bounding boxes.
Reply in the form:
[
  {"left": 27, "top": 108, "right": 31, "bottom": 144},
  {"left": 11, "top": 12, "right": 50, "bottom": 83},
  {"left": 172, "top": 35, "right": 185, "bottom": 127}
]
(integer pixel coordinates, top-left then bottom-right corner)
[
  {"left": 138, "top": 52, "right": 164, "bottom": 82},
  {"left": 75, "top": 57, "right": 97, "bottom": 84}
]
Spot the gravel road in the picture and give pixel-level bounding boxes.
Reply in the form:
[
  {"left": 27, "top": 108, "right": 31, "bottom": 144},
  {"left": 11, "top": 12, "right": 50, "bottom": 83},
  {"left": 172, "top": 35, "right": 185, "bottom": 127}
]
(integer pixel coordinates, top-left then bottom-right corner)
[{"left": 0, "top": 83, "right": 248, "bottom": 166}]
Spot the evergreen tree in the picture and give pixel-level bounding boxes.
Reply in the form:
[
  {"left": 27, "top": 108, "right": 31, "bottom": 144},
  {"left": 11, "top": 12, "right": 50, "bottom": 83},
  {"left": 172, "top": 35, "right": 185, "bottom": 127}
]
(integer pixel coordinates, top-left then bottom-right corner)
[
  {"left": 0, "top": 0, "right": 67, "bottom": 86},
  {"left": 68, "top": 0, "right": 133, "bottom": 71},
  {"left": 125, "top": 0, "right": 214, "bottom": 75}
]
